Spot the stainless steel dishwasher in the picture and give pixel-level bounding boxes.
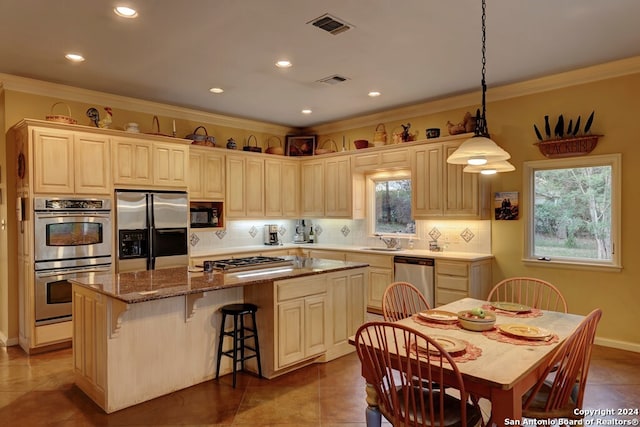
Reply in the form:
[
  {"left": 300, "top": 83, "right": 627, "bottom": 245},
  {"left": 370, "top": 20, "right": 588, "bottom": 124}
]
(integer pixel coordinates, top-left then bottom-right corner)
[{"left": 393, "top": 256, "right": 435, "bottom": 307}]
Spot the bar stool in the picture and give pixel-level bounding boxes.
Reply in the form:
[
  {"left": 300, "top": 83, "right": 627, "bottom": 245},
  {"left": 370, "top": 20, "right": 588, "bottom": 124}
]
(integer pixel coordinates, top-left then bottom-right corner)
[{"left": 215, "top": 303, "right": 262, "bottom": 388}]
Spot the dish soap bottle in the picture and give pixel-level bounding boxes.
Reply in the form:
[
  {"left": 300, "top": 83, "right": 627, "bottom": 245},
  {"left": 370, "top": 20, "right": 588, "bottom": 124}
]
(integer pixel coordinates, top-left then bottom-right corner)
[{"left": 309, "top": 226, "right": 315, "bottom": 244}]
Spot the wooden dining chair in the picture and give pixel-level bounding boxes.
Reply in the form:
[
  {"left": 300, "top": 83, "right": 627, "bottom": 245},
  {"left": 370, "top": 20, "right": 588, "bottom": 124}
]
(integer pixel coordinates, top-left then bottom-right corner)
[
  {"left": 355, "top": 321, "right": 483, "bottom": 427},
  {"left": 486, "top": 277, "right": 568, "bottom": 312},
  {"left": 382, "top": 281, "right": 431, "bottom": 322},
  {"left": 521, "top": 308, "right": 603, "bottom": 424}
]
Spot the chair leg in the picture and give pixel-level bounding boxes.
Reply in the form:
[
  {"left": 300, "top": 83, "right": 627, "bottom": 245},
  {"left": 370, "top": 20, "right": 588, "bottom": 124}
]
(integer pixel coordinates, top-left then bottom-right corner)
[
  {"left": 215, "top": 312, "right": 226, "bottom": 380},
  {"left": 232, "top": 314, "right": 239, "bottom": 388},
  {"left": 251, "top": 311, "right": 263, "bottom": 378}
]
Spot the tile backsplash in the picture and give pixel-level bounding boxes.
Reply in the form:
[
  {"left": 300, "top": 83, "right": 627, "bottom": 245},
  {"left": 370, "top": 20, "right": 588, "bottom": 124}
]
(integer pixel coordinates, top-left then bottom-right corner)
[{"left": 190, "top": 218, "right": 491, "bottom": 254}]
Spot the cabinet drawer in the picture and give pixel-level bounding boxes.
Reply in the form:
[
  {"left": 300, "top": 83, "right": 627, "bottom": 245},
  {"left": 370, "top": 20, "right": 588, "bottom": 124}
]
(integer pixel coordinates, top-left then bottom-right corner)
[
  {"left": 437, "top": 275, "right": 468, "bottom": 291},
  {"left": 277, "top": 277, "right": 326, "bottom": 302},
  {"left": 436, "top": 260, "right": 468, "bottom": 277},
  {"left": 436, "top": 289, "right": 467, "bottom": 306},
  {"left": 346, "top": 252, "right": 393, "bottom": 269}
]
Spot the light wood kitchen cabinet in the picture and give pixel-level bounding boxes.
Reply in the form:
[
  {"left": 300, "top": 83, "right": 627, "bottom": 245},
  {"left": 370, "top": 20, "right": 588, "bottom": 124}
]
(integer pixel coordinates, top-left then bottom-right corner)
[
  {"left": 411, "top": 138, "right": 489, "bottom": 219},
  {"left": 265, "top": 158, "right": 300, "bottom": 218},
  {"left": 33, "top": 128, "right": 111, "bottom": 195},
  {"left": 111, "top": 137, "right": 153, "bottom": 186},
  {"left": 276, "top": 276, "right": 327, "bottom": 369},
  {"left": 324, "top": 156, "right": 352, "bottom": 217},
  {"left": 153, "top": 141, "right": 188, "bottom": 187},
  {"left": 304, "top": 249, "right": 346, "bottom": 261},
  {"left": 435, "top": 259, "right": 492, "bottom": 306},
  {"left": 323, "top": 268, "right": 367, "bottom": 360},
  {"left": 411, "top": 143, "right": 443, "bottom": 216},
  {"left": 345, "top": 252, "right": 394, "bottom": 313},
  {"left": 300, "top": 159, "right": 325, "bottom": 217},
  {"left": 112, "top": 136, "right": 189, "bottom": 189},
  {"left": 243, "top": 266, "right": 367, "bottom": 378},
  {"left": 225, "top": 153, "right": 264, "bottom": 218},
  {"left": 188, "top": 147, "right": 225, "bottom": 200},
  {"left": 352, "top": 146, "right": 409, "bottom": 172},
  {"left": 442, "top": 141, "right": 489, "bottom": 218}
]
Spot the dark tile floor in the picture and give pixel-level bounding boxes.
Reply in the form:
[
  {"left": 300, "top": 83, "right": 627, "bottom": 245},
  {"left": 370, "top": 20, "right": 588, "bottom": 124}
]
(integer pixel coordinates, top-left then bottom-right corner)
[{"left": 0, "top": 344, "right": 638, "bottom": 426}]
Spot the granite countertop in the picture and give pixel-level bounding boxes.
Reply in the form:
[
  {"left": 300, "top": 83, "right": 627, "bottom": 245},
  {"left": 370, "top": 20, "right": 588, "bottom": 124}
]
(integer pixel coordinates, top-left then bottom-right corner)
[
  {"left": 70, "top": 256, "right": 368, "bottom": 304},
  {"left": 191, "top": 243, "right": 494, "bottom": 262}
]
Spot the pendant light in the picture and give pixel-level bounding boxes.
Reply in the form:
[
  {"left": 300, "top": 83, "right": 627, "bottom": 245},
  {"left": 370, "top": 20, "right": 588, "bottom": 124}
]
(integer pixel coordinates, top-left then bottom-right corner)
[{"left": 447, "top": 0, "right": 513, "bottom": 172}]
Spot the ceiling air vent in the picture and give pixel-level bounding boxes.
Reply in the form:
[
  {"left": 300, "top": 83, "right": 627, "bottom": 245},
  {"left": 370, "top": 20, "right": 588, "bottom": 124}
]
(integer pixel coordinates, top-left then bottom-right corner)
[
  {"left": 308, "top": 13, "right": 352, "bottom": 35},
  {"left": 317, "top": 74, "right": 350, "bottom": 85}
]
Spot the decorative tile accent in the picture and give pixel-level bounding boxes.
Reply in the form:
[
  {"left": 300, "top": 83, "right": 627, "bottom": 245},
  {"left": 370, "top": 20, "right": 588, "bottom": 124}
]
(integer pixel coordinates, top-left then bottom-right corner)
[
  {"left": 314, "top": 224, "right": 323, "bottom": 236},
  {"left": 460, "top": 228, "right": 475, "bottom": 243},
  {"left": 341, "top": 225, "right": 351, "bottom": 237},
  {"left": 215, "top": 229, "right": 226, "bottom": 239},
  {"left": 278, "top": 225, "right": 286, "bottom": 236},
  {"left": 428, "top": 227, "right": 442, "bottom": 241},
  {"left": 189, "top": 233, "right": 200, "bottom": 246},
  {"left": 248, "top": 225, "right": 258, "bottom": 238}
]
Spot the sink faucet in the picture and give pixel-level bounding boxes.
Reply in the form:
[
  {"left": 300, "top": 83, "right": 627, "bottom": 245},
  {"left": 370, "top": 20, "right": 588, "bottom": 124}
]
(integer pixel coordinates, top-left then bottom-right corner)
[{"left": 375, "top": 234, "right": 400, "bottom": 249}]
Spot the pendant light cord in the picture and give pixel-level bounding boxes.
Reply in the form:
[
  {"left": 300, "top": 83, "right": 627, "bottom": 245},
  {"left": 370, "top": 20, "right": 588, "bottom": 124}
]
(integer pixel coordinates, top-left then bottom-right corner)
[{"left": 476, "top": 0, "right": 490, "bottom": 137}]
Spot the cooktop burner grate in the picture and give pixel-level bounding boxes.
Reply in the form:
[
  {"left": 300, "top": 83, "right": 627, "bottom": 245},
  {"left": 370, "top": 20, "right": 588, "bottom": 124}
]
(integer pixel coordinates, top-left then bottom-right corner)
[{"left": 212, "top": 256, "right": 292, "bottom": 272}]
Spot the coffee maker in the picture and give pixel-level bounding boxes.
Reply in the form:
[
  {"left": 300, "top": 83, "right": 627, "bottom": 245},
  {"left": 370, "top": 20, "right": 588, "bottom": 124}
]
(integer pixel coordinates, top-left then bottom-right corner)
[{"left": 264, "top": 224, "right": 280, "bottom": 245}]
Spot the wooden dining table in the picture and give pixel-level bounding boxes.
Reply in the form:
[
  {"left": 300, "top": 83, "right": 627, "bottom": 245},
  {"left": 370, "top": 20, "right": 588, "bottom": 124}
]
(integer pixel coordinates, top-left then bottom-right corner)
[{"left": 353, "top": 297, "right": 585, "bottom": 427}]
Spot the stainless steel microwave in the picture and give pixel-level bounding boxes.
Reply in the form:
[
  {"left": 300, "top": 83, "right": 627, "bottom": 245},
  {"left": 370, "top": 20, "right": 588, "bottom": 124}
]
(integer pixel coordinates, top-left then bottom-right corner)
[{"left": 190, "top": 207, "right": 219, "bottom": 228}]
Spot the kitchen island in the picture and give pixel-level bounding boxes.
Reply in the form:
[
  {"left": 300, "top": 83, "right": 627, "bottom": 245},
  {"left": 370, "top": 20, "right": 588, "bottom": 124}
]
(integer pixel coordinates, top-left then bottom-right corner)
[{"left": 71, "top": 257, "right": 368, "bottom": 413}]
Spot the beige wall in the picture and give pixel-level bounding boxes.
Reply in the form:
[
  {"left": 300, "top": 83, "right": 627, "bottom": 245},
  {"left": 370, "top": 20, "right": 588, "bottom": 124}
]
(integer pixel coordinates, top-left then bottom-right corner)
[
  {"left": 2, "top": 66, "right": 639, "bottom": 349},
  {"left": 312, "top": 72, "right": 640, "bottom": 349}
]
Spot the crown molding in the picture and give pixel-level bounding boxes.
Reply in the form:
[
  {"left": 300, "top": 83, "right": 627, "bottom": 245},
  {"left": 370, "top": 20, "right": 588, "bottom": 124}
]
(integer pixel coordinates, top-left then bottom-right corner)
[
  {"left": 0, "top": 73, "right": 294, "bottom": 135},
  {"left": 307, "top": 55, "right": 640, "bottom": 134}
]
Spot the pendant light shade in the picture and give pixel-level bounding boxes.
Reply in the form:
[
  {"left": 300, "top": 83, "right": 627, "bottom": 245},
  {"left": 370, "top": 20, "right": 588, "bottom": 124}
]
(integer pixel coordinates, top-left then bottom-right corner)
[
  {"left": 446, "top": 0, "right": 514, "bottom": 173},
  {"left": 463, "top": 159, "right": 515, "bottom": 174},
  {"left": 446, "top": 135, "right": 511, "bottom": 165}
]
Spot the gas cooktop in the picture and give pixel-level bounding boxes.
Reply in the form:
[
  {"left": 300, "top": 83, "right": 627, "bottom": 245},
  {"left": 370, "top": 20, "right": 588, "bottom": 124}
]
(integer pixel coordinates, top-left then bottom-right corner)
[{"left": 210, "top": 256, "right": 293, "bottom": 272}]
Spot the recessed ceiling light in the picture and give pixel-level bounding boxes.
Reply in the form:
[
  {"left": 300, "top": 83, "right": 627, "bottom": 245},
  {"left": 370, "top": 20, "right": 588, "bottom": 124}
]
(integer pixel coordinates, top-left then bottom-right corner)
[
  {"left": 65, "top": 53, "right": 85, "bottom": 62},
  {"left": 368, "top": 91, "right": 381, "bottom": 97},
  {"left": 301, "top": 109, "right": 312, "bottom": 114},
  {"left": 114, "top": 6, "right": 138, "bottom": 18},
  {"left": 209, "top": 87, "right": 224, "bottom": 94},
  {"left": 275, "top": 60, "right": 292, "bottom": 68}
]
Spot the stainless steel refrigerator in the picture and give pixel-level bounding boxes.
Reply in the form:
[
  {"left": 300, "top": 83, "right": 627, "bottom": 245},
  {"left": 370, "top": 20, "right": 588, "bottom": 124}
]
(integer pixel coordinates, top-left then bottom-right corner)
[{"left": 115, "top": 190, "right": 188, "bottom": 272}]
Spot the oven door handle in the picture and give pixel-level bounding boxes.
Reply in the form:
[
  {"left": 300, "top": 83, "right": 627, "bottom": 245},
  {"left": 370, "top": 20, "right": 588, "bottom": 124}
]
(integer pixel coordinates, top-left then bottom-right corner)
[
  {"left": 34, "top": 212, "right": 111, "bottom": 219},
  {"left": 36, "top": 266, "right": 112, "bottom": 278}
]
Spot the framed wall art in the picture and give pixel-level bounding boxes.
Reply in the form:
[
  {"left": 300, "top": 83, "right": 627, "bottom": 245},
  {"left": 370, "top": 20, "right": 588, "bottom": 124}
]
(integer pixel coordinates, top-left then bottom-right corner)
[
  {"left": 495, "top": 191, "right": 519, "bottom": 220},
  {"left": 285, "top": 135, "right": 316, "bottom": 156}
]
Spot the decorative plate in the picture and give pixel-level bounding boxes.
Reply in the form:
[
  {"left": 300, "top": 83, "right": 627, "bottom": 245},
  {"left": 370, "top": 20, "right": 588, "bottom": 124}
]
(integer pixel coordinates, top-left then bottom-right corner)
[
  {"left": 418, "top": 310, "right": 459, "bottom": 323},
  {"left": 498, "top": 324, "right": 552, "bottom": 340},
  {"left": 427, "top": 335, "right": 467, "bottom": 354},
  {"left": 491, "top": 302, "right": 532, "bottom": 313}
]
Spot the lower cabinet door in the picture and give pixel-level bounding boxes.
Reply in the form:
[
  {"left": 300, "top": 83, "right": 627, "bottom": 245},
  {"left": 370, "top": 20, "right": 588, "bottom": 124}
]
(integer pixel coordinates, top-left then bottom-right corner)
[
  {"left": 277, "top": 300, "right": 305, "bottom": 368},
  {"left": 305, "top": 295, "right": 326, "bottom": 356}
]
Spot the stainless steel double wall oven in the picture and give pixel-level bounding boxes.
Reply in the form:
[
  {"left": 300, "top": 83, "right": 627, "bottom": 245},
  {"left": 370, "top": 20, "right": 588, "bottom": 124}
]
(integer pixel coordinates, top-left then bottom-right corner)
[{"left": 33, "top": 197, "right": 112, "bottom": 325}]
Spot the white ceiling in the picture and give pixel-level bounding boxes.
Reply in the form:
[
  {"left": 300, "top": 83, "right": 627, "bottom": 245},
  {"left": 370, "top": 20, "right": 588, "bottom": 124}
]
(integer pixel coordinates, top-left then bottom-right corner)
[{"left": 1, "top": 0, "right": 640, "bottom": 128}]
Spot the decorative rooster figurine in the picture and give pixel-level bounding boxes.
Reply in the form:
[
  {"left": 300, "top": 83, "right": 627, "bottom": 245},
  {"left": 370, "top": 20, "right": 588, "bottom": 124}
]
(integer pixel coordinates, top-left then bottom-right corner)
[{"left": 99, "top": 107, "right": 113, "bottom": 129}]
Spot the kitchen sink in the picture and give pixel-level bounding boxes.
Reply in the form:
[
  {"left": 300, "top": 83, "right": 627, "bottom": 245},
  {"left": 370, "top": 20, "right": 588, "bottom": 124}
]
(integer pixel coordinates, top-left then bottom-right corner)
[{"left": 362, "top": 247, "right": 402, "bottom": 252}]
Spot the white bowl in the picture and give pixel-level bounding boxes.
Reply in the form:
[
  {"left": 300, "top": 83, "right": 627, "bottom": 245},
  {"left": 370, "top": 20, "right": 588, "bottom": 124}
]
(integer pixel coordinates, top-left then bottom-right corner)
[{"left": 457, "top": 310, "right": 496, "bottom": 332}]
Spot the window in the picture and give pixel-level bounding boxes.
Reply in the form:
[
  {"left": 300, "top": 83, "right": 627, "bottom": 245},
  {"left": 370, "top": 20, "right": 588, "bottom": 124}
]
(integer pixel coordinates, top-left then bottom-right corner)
[
  {"left": 367, "top": 171, "right": 416, "bottom": 236},
  {"left": 523, "top": 154, "right": 621, "bottom": 270}
]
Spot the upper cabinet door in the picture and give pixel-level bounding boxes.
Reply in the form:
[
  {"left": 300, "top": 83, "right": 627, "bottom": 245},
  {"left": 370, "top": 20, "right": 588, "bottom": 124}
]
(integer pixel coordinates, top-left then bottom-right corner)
[
  {"left": 74, "top": 133, "right": 111, "bottom": 194},
  {"left": 112, "top": 137, "right": 153, "bottom": 187},
  {"left": 411, "top": 144, "right": 443, "bottom": 216},
  {"left": 300, "top": 159, "right": 324, "bottom": 217},
  {"left": 189, "top": 148, "right": 225, "bottom": 200},
  {"left": 33, "top": 128, "right": 111, "bottom": 195},
  {"left": 153, "top": 142, "right": 188, "bottom": 188},
  {"left": 33, "top": 128, "right": 75, "bottom": 194}
]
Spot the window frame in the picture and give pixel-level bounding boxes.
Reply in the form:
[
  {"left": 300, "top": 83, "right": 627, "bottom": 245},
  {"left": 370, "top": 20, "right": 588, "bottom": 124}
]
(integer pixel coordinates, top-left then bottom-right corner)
[
  {"left": 366, "top": 170, "right": 418, "bottom": 238},
  {"left": 522, "top": 153, "right": 622, "bottom": 271}
]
